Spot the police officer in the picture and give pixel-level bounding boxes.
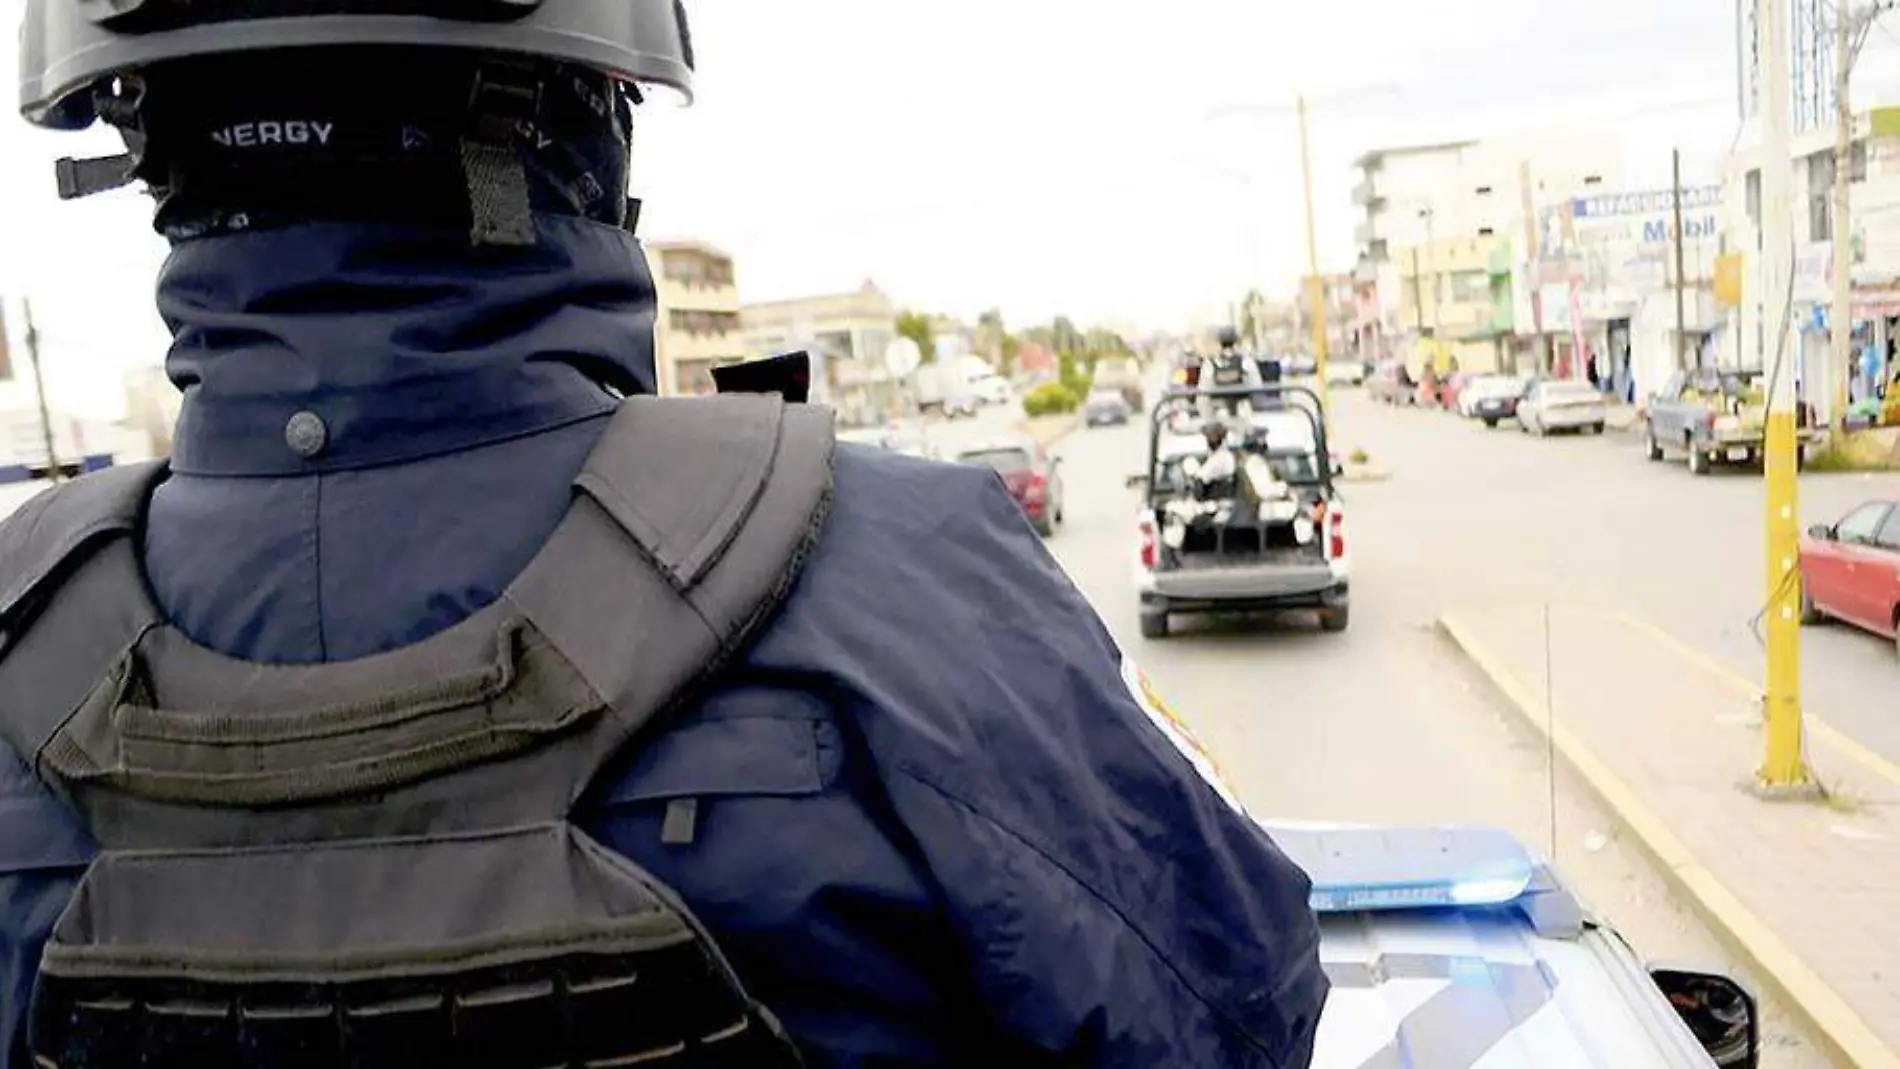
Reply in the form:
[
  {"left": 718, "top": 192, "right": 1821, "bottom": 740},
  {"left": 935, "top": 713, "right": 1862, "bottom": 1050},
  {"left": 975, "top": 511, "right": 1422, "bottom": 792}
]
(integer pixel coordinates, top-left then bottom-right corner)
[
  {"left": 1201, "top": 326, "right": 1263, "bottom": 420},
  {"left": 2, "top": 3, "right": 1326, "bottom": 1067}
]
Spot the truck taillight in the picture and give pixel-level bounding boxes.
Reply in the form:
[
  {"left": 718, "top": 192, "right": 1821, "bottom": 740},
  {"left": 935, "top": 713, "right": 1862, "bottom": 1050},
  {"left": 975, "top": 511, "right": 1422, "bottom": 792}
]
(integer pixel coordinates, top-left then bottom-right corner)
[
  {"left": 1138, "top": 519, "right": 1157, "bottom": 570},
  {"left": 1327, "top": 506, "right": 1345, "bottom": 560}
]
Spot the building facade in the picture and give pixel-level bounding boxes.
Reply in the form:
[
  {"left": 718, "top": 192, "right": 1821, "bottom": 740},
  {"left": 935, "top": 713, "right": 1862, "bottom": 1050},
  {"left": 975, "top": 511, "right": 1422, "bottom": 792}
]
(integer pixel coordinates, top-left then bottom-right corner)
[
  {"left": 742, "top": 281, "right": 898, "bottom": 425},
  {"left": 645, "top": 241, "right": 743, "bottom": 397}
]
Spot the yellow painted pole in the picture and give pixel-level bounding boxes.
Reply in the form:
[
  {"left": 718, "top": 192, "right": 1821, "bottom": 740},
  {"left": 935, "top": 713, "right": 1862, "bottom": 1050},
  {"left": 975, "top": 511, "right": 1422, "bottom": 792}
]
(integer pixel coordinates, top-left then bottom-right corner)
[
  {"left": 1296, "top": 95, "right": 1332, "bottom": 429},
  {"left": 1757, "top": 0, "right": 1809, "bottom": 790}
]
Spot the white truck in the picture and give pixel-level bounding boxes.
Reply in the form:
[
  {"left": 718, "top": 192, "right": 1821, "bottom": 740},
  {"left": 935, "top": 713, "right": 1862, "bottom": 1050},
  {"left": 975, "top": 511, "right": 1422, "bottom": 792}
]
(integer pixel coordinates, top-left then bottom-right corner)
[{"left": 912, "top": 361, "right": 977, "bottom": 418}]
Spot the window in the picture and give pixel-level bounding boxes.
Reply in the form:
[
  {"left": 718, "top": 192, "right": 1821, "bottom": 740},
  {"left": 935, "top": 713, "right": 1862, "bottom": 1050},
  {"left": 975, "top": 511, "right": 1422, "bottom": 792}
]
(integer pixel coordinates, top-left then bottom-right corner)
[
  {"left": 1807, "top": 151, "right": 1834, "bottom": 241},
  {"left": 1449, "top": 270, "right": 1490, "bottom": 302},
  {"left": 958, "top": 447, "right": 1032, "bottom": 474},
  {"left": 1877, "top": 507, "right": 1900, "bottom": 550},
  {"left": 668, "top": 309, "right": 740, "bottom": 335},
  {"left": 1745, "top": 169, "right": 1762, "bottom": 226},
  {"left": 1836, "top": 503, "right": 1892, "bottom": 545}
]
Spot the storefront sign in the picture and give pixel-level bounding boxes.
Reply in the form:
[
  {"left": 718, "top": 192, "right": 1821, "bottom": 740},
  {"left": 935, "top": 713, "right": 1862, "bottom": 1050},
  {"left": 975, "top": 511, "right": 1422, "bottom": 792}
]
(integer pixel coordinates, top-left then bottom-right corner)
[{"left": 1570, "top": 186, "right": 1723, "bottom": 220}]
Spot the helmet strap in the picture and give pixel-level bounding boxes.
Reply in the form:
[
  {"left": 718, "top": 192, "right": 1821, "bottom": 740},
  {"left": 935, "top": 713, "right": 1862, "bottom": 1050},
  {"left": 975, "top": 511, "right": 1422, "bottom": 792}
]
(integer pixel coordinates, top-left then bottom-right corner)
[
  {"left": 462, "top": 61, "right": 540, "bottom": 247},
  {"left": 53, "top": 81, "right": 147, "bottom": 200}
]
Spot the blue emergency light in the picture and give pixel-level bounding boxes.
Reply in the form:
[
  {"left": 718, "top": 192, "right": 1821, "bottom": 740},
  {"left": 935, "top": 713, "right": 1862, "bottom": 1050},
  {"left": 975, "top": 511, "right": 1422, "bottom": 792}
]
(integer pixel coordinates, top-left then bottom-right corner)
[{"left": 1265, "top": 825, "right": 1537, "bottom": 914}]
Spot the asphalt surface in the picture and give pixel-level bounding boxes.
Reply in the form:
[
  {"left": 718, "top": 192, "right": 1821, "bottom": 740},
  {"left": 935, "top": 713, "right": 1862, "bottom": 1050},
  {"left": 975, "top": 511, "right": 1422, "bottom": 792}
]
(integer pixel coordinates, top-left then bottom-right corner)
[
  {"left": 1039, "top": 388, "right": 1831, "bottom": 1067},
  {"left": 1336, "top": 391, "right": 1900, "bottom": 767}
]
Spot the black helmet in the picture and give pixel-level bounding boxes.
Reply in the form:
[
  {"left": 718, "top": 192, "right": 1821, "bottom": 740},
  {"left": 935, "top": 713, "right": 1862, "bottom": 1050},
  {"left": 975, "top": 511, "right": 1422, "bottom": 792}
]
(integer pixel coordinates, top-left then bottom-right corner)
[
  {"left": 19, "top": 0, "right": 695, "bottom": 132},
  {"left": 1216, "top": 326, "right": 1241, "bottom": 349}
]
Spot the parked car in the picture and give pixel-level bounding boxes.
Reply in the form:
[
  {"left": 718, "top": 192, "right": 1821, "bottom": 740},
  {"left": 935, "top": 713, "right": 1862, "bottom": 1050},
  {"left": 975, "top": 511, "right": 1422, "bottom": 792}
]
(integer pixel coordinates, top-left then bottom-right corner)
[
  {"left": 1460, "top": 375, "right": 1529, "bottom": 425},
  {"left": 1082, "top": 388, "right": 1133, "bottom": 427},
  {"left": 956, "top": 438, "right": 1064, "bottom": 536},
  {"left": 1325, "top": 358, "right": 1368, "bottom": 386},
  {"left": 1645, "top": 368, "right": 1822, "bottom": 476},
  {"left": 1800, "top": 497, "right": 1900, "bottom": 657},
  {"left": 1517, "top": 379, "right": 1608, "bottom": 436}
]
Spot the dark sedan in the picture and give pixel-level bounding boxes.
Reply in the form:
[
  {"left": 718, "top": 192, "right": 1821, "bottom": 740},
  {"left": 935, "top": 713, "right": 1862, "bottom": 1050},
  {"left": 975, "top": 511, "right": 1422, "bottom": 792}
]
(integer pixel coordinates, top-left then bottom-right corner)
[{"left": 1083, "top": 389, "right": 1133, "bottom": 427}]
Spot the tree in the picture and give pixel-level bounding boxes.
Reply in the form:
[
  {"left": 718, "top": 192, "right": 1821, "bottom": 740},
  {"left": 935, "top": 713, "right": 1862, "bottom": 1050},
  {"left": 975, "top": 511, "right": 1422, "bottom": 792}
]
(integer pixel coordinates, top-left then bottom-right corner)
[
  {"left": 895, "top": 311, "right": 938, "bottom": 366},
  {"left": 1051, "top": 316, "right": 1083, "bottom": 355}
]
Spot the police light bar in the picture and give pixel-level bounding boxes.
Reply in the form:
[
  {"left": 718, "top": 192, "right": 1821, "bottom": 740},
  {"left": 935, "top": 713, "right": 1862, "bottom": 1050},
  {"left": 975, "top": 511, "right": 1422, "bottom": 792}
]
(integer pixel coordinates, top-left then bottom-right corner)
[{"left": 1265, "top": 825, "right": 1536, "bottom": 914}]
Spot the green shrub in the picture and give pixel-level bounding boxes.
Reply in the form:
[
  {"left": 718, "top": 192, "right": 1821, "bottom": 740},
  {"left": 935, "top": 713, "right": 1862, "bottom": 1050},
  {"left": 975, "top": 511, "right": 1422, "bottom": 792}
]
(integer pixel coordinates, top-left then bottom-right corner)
[
  {"left": 1348, "top": 447, "right": 1369, "bottom": 464},
  {"left": 1023, "top": 383, "right": 1081, "bottom": 417}
]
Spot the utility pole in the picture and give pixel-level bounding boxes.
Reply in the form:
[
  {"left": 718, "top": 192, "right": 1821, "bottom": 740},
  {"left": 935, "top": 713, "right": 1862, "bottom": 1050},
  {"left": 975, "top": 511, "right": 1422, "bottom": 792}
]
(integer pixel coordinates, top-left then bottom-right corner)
[
  {"left": 1409, "top": 246, "right": 1426, "bottom": 336},
  {"left": 1832, "top": 0, "right": 1854, "bottom": 436},
  {"left": 1296, "top": 95, "right": 1333, "bottom": 426},
  {"left": 1759, "top": 0, "right": 1811, "bottom": 792},
  {"left": 22, "top": 301, "right": 61, "bottom": 485},
  {"left": 1673, "top": 148, "right": 1691, "bottom": 372},
  {"left": 1518, "top": 160, "right": 1550, "bottom": 377}
]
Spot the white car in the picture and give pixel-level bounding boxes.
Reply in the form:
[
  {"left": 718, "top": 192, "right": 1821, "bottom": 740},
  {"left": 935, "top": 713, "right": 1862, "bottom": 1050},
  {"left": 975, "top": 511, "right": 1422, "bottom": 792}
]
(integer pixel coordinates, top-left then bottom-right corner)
[
  {"left": 1517, "top": 380, "right": 1609, "bottom": 436},
  {"left": 1324, "top": 360, "right": 1367, "bottom": 386},
  {"left": 1458, "top": 374, "right": 1527, "bottom": 418},
  {"left": 1273, "top": 824, "right": 1763, "bottom": 1068},
  {"left": 970, "top": 374, "right": 1013, "bottom": 406}
]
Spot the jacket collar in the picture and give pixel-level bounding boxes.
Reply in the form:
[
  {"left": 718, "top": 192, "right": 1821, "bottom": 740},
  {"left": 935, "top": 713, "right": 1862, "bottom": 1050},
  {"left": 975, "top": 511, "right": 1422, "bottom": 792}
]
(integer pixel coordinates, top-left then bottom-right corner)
[{"left": 158, "top": 215, "right": 656, "bottom": 476}]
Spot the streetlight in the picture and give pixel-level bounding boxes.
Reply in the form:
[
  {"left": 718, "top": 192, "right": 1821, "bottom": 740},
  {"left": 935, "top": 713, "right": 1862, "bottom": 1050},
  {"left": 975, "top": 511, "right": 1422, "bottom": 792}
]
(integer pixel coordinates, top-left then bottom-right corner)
[{"left": 1206, "top": 83, "right": 1397, "bottom": 432}]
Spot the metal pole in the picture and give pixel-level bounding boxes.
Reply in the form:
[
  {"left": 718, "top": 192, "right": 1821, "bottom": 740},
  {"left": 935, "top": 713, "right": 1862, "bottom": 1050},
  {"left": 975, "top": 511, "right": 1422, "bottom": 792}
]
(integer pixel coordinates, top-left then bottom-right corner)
[
  {"left": 1410, "top": 245, "right": 1426, "bottom": 335},
  {"left": 1560, "top": 199, "right": 1587, "bottom": 381},
  {"left": 1518, "top": 160, "right": 1549, "bottom": 377},
  {"left": 1831, "top": 0, "right": 1855, "bottom": 436},
  {"left": 1296, "top": 95, "right": 1333, "bottom": 427},
  {"left": 1759, "top": 0, "right": 1810, "bottom": 790},
  {"left": 1673, "top": 148, "right": 1691, "bottom": 372},
  {"left": 22, "top": 301, "right": 61, "bottom": 484}
]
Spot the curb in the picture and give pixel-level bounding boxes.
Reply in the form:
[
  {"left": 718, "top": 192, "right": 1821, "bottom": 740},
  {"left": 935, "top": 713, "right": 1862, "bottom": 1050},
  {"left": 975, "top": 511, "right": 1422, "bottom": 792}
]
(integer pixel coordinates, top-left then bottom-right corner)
[
  {"left": 1019, "top": 416, "right": 1081, "bottom": 450},
  {"left": 1339, "top": 465, "right": 1392, "bottom": 484},
  {"left": 1438, "top": 611, "right": 1900, "bottom": 1069}
]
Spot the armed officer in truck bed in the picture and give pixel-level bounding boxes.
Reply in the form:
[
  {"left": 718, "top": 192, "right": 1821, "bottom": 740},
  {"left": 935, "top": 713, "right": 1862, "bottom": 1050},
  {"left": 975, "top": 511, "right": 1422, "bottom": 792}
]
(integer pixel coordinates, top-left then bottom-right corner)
[{"left": 0, "top": 3, "right": 1327, "bottom": 1066}]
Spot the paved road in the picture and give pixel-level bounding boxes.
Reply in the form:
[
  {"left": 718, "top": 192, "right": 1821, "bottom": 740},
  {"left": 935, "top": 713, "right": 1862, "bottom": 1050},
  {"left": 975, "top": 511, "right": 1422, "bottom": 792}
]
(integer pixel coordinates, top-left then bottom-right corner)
[
  {"left": 1040, "top": 398, "right": 1830, "bottom": 1066},
  {"left": 1326, "top": 391, "right": 1900, "bottom": 767}
]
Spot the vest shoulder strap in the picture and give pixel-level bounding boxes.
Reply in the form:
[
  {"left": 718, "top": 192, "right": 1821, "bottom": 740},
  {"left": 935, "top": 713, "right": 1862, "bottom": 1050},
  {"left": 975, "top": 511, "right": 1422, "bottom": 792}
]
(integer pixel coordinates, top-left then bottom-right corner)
[
  {"left": 573, "top": 393, "right": 833, "bottom": 595},
  {"left": 0, "top": 463, "right": 161, "bottom": 652}
]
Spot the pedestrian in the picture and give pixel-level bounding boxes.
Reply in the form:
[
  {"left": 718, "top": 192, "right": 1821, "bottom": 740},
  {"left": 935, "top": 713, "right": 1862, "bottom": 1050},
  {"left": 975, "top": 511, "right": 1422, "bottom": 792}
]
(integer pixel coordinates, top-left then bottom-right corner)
[{"left": 1, "top": 4, "right": 1326, "bottom": 1068}]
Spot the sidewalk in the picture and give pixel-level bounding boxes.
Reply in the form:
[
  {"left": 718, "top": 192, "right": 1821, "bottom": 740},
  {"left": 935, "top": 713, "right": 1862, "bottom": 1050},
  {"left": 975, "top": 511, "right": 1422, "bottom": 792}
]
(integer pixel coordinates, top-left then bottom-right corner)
[{"left": 1442, "top": 603, "right": 1900, "bottom": 1069}]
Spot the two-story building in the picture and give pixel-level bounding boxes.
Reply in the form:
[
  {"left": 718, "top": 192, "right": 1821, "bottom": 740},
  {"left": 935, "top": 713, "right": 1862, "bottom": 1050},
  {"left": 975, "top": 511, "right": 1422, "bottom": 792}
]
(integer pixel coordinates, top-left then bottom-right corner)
[
  {"left": 742, "top": 281, "right": 898, "bottom": 425},
  {"left": 644, "top": 240, "right": 743, "bottom": 397}
]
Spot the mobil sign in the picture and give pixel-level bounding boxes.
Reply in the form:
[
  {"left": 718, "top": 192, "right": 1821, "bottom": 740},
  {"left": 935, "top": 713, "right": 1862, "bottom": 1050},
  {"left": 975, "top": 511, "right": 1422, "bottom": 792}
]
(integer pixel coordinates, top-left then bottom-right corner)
[{"left": 1569, "top": 185, "right": 1724, "bottom": 246}]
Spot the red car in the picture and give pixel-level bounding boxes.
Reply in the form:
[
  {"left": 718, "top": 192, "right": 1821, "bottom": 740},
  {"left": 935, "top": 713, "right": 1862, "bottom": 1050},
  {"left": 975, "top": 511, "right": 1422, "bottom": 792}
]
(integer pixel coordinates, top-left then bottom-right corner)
[
  {"left": 956, "top": 437, "right": 1066, "bottom": 537},
  {"left": 1800, "top": 497, "right": 1900, "bottom": 654}
]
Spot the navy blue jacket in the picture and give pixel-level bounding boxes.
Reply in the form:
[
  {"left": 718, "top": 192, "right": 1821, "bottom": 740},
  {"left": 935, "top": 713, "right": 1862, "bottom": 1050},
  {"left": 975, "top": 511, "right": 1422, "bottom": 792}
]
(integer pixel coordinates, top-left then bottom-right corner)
[{"left": 0, "top": 216, "right": 1325, "bottom": 1067}]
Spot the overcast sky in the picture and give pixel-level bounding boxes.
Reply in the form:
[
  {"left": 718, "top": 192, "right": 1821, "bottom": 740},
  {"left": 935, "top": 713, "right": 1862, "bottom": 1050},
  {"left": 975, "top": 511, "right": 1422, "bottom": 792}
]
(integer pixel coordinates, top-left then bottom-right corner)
[{"left": 7, "top": 0, "right": 1900, "bottom": 399}]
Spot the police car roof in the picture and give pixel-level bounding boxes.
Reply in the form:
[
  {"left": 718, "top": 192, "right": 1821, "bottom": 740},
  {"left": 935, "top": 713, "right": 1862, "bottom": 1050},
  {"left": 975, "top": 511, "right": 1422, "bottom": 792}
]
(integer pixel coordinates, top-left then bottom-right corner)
[{"left": 1270, "top": 824, "right": 1712, "bottom": 1067}]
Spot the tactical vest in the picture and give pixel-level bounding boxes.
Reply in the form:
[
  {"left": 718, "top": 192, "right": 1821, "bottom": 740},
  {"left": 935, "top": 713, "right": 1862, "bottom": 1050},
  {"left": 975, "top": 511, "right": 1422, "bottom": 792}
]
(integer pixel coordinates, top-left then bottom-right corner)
[
  {"left": 0, "top": 395, "right": 832, "bottom": 1069},
  {"left": 1210, "top": 357, "right": 1247, "bottom": 387}
]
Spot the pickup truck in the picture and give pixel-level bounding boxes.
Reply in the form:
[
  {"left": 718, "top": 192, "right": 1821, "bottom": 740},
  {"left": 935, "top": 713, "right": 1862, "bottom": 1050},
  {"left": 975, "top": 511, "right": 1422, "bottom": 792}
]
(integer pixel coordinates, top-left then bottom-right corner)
[
  {"left": 1645, "top": 369, "right": 1821, "bottom": 475},
  {"left": 1127, "top": 384, "right": 1348, "bottom": 638}
]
